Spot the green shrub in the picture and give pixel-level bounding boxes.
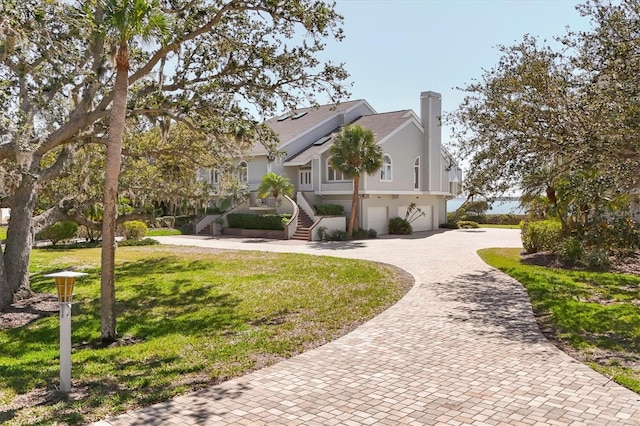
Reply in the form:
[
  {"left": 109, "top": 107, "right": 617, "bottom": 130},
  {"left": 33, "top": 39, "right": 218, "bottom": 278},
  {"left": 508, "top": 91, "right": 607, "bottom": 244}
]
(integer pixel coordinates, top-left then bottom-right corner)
[
  {"left": 584, "top": 248, "right": 611, "bottom": 270},
  {"left": 457, "top": 220, "right": 480, "bottom": 229},
  {"left": 123, "top": 220, "right": 148, "bottom": 240},
  {"left": 118, "top": 237, "right": 159, "bottom": 247},
  {"left": 557, "top": 237, "right": 585, "bottom": 265},
  {"left": 327, "top": 230, "right": 348, "bottom": 241},
  {"left": 351, "top": 228, "right": 378, "bottom": 239},
  {"left": 439, "top": 222, "right": 459, "bottom": 229},
  {"left": 315, "top": 204, "right": 344, "bottom": 215},
  {"left": 316, "top": 226, "right": 328, "bottom": 241},
  {"left": 227, "top": 213, "right": 291, "bottom": 230},
  {"left": 352, "top": 228, "right": 368, "bottom": 239},
  {"left": 389, "top": 217, "right": 412, "bottom": 235},
  {"left": 485, "top": 214, "right": 525, "bottom": 225},
  {"left": 37, "top": 221, "right": 78, "bottom": 245},
  {"left": 460, "top": 214, "right": 486, "bottom": 223},
  {"left": 521, "top": 220, "right": 563, "bottom": 253}
]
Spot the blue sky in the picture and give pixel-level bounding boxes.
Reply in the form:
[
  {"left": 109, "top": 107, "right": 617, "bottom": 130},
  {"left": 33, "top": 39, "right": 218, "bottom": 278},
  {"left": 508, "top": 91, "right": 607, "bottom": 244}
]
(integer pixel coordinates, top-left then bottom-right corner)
[{"left": 316, "top": 0, "right": 592, "bottom": 148}]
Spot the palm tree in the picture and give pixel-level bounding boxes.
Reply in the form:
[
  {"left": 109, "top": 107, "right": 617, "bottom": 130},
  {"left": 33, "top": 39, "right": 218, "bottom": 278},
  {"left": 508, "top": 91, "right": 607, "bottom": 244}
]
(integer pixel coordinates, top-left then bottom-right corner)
[
  {"left": 257, "top": 172, "right": 295, "bottom": 199},
  {"left": 329, "top": 124, "right": 383, "bottom": 237},
  {"left": 257, "top": 172, "right": 294, "bottom": 212},
  {"left": 100, "top": 0, "right": 169, "bottom": 342}
]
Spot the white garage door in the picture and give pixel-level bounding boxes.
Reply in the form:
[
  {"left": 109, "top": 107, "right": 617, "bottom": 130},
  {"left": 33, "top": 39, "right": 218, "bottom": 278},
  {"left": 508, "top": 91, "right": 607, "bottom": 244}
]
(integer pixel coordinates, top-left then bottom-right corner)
[
  {"left": 367, "top": 206, "right": 388, "bottom": 234},
  {"left": 398, "top": 205, "right": 432, "bottom": 231}
]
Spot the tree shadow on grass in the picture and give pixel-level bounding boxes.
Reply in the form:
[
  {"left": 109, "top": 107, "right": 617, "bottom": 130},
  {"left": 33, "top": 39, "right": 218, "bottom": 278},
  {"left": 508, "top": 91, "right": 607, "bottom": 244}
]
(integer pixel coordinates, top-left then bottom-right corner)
[{"left": 2, "top": 256, "right": 245, "bottom": 400}]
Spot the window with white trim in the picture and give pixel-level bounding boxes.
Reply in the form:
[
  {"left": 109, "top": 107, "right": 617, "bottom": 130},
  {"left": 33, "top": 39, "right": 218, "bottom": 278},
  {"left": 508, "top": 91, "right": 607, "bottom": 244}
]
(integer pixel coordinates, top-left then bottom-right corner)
[
  {"left": 414, "top": 157, "right": 420, "bottom": 190},
  {"left": 327, "top": 160, "right": 346, "bottom": 181},
  {"left": 238, "top": 161, "right": 248, "bottom": 183},
  {"left": 380, "top": 154, "right": 392, "bottom": 181}
]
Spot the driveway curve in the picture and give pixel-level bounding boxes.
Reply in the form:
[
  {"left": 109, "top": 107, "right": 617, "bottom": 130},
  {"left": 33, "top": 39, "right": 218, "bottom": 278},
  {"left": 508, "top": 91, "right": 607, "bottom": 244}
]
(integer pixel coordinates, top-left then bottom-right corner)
[{"left": 94, "top": 229, "right": 640, "bottom": 425}]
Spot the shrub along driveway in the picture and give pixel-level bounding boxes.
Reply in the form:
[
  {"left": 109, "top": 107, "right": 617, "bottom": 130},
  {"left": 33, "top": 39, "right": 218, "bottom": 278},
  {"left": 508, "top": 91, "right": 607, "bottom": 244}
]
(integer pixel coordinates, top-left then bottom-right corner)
[{"left": 94, "top": 229, "right": 640, "bottom": 425}]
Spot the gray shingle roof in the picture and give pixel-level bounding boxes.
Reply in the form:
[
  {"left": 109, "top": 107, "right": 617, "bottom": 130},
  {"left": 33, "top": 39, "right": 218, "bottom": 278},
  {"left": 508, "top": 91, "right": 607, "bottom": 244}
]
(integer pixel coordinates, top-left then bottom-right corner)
[
  {"left": 246, "top": 100, "right": 366, "bottom": 156},
  {"left": 283, "top": 110, "right": 415, "bottom": 165}
]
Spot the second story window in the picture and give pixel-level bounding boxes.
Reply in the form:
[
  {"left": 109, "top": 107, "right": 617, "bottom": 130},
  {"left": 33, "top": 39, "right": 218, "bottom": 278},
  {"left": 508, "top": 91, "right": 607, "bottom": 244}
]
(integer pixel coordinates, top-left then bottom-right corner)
[
  {"left": 327, "top": 161, "right": 346, "bottom": 181},
  {"left": 238, "top": 160, "right": 248, "bottom": 183},
  {"left": 380, "top": 155, "right": 392, "bottom": 181}
]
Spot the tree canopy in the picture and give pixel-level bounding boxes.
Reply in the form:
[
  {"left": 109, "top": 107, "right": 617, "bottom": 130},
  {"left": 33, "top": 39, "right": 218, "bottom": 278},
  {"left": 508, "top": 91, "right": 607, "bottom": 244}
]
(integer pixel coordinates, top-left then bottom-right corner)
[
  {"left": 0, "top": 0, "right": 349, "bottom": 310},
  {"left": 449, "top": 0, "right": 640, "bottom": 255}
]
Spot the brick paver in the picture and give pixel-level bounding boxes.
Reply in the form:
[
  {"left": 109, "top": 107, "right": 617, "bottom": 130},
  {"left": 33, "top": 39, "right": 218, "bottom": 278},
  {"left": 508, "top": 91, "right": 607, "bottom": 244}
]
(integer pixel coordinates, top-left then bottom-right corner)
[{"left": 92, "top": 229, "right": 640, "bottom": 425}]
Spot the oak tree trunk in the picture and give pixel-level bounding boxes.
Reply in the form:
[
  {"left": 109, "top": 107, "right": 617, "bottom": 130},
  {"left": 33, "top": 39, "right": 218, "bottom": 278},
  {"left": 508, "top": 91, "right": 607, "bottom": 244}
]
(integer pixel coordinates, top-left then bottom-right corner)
[
  {"left": 100, "top": 45, "right": 129, "bottom": 343},
  {"left": 0, "top": 255, "right": 9, "bottom": 310},
  {"left": 2, "top": 178, "right": 38, "bottom": 309}
]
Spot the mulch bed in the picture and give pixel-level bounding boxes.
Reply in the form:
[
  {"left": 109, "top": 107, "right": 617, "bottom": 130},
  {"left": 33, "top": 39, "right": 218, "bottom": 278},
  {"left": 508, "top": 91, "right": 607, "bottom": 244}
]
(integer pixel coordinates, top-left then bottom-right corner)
[
  {"left": 0, "top": 293, "right": 58, "bottom": 331},
  {"left": 521, "top": 250, "right": 640, "bottom": 275}
]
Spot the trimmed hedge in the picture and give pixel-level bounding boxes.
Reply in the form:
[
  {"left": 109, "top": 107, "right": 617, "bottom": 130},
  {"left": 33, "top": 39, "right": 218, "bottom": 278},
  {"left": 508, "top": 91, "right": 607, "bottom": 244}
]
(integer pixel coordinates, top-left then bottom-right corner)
[
  {"left": 119, "top": 237, "right": 159, "bottom": 247},
  {"left": 123, "top": 220, "right": 148, "bottom": 240},
  {"left": 439, "top": 222, "right": 459, "bottom": 229},
  {"left": 37, "top": 221, "right": 78, "bottom": 245},
  {"left": 447, "top": 212, "right": 525, "bottom": 225},
  {"left": 457, "top": 220, "right": 480, "bottom": 229},
  {"left": 315, "top": 204, "right": 344, "bottom": 215},
  {"left": 521, "top": 220, "right": 563, "bottom": 253},
  {"left": 389, "top": 217, "right": 412, "bottom": 235},
  {"left": 227, "top": 213, "right": 292, "bottom": 230}
]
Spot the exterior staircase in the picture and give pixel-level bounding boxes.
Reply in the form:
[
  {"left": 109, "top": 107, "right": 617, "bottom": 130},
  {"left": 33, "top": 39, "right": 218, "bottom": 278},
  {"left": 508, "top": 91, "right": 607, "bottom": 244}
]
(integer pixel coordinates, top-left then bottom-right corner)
[
  {"left": 291, "top": 208, "right": 314, "bottom": 241},
  {"left": 197, "top": 224, "right": 212, "bottom": 236}
]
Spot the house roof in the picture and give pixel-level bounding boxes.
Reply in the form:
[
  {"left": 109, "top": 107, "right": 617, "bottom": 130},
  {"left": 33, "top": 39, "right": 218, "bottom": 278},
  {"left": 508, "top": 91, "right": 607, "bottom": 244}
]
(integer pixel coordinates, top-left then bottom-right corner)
[
  {"left": 283, "top": 110, "right": 415, "bottom": 166},
  {"left": 246, "top": 100, "right": 367, "bottom": 156},
  {"left": 349, "top": 110, "right": 414, "bottom": 143}
]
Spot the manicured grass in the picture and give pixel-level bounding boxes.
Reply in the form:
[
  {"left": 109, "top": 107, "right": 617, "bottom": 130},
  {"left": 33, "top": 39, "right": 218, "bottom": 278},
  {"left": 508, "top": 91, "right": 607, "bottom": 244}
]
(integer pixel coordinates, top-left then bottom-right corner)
[
  {"left": 0, "top": 226, "right": 6, "bottom": 240},
  {"left": 1, "top": 246, "right": 412, "bottom": 425},
  {"left": 478, "top": 248, "right": 640, "bottom": 394},
  {"left": 479, "top": 224, "right": 521, "bottom": 229},
  {"left": 145, "top": 228, "right": 182, "bottom": 236}
]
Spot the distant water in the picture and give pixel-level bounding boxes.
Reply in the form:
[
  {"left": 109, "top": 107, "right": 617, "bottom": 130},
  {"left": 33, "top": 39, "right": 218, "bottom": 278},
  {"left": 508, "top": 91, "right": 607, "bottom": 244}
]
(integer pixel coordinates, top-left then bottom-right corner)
[{"left": 447, "top": 198, "right": 525, "bottom": 215}]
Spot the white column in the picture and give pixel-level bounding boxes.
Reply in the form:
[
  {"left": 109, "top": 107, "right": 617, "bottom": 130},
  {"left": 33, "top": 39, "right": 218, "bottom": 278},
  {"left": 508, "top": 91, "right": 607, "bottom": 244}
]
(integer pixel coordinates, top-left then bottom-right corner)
[{"left": 59, "top": 302, "right": 72, "bottom": 393}]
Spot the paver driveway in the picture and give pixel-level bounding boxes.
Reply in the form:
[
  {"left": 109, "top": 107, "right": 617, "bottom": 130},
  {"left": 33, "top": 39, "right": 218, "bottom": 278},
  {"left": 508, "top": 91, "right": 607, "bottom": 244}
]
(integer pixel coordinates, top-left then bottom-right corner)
[{"left": 93, "top": 229, "right": 640, "bottom": 425}]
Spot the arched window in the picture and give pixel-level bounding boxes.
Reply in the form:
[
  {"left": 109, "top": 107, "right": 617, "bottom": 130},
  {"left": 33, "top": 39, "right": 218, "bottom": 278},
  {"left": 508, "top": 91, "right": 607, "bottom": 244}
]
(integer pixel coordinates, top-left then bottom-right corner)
[
  {"left": 380, "top": 154, "right": 392, "bottom": 181},
  {"left": 414, "top": 157, "right": 420, "bottom": 190},
  {"left": 239, "top": 160, "right": 248, "bottom": 183}
]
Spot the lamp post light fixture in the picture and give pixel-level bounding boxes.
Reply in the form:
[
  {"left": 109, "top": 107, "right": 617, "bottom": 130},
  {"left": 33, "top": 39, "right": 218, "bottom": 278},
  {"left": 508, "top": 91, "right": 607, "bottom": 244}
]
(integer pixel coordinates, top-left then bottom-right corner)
[{"left": 44, "top": 271, "right": 87, "bottom": 393}]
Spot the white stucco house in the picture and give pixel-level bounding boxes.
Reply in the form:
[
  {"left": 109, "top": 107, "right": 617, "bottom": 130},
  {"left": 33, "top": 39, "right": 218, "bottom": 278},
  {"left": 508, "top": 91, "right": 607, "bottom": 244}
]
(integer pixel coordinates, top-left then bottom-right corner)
[{"left": 197, "top": 91, "right": 461, "bottom": 239}]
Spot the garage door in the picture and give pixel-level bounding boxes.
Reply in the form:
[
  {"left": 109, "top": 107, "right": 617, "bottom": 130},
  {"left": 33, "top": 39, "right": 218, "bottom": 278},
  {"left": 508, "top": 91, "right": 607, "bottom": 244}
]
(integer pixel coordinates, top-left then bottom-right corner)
[
  {"left": 398, "top": 205, "right": 432, "bottom": 231},
  {"left": 367, "top": 206, "right": 388, "bottom": 234}
]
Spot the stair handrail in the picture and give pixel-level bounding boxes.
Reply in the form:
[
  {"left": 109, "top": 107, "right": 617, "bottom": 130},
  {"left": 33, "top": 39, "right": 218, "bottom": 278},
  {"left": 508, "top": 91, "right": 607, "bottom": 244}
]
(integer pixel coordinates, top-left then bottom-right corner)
[
  {"left": 283, "top": 195, "right": 299, "bottom": 239},
  {"left": 295, "top": 192, "right": 317, "bottom": 221}
]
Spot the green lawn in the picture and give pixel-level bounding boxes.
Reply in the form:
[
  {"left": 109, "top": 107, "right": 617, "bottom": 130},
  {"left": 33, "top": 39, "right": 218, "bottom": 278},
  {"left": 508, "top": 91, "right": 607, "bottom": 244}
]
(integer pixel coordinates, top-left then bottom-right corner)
[
  {"left": 146, "top": 228, "right": 182, "bottom": 236},
  {"left": 1, "top": 246, "right": 412, "bottom": 425},
  {"left": 0, "top": 226, "right": 6, "bottom": 240},
  {"left": 478, "top": 248, "right": 640, "bottom": 394}
]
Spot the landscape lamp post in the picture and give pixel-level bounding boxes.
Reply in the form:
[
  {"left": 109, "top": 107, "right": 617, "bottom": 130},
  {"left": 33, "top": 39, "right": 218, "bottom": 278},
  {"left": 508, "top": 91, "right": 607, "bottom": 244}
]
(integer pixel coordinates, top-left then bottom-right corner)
[{"left": 44, "top": 271, "right": 87, "bottom": 393}]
